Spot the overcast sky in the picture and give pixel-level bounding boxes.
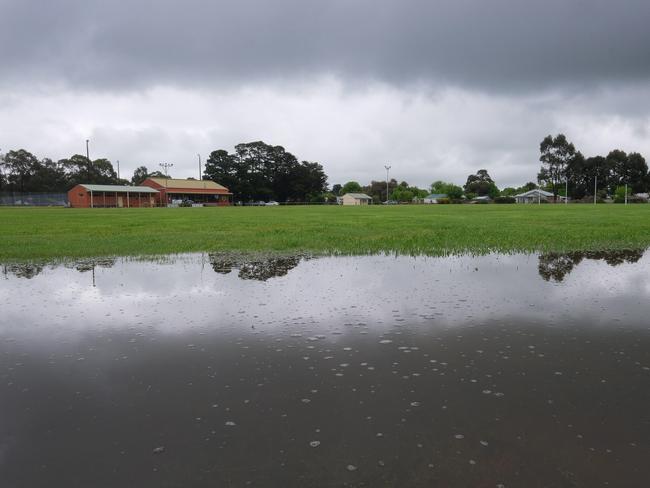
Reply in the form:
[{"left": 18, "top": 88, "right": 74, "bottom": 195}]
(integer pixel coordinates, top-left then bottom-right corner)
[{"left": 2, "top": 0, "right": 650, "bottom": 188}]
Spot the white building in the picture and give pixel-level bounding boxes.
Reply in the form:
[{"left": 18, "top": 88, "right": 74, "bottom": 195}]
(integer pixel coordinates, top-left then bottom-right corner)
[
  {"left": 514, "top": 189, "right": 567, "bottom": 203},
  {"left": 340, "top": 193, "right": 372, "bottom": 205}
]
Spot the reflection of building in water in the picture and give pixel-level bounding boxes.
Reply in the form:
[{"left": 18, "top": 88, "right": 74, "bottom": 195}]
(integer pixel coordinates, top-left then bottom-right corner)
[
  {"left": 538, "top": 249, "right": 645, "bottom": 282},
  {"left": 208, "top": 254, "right": 305, "bottom": 281}
]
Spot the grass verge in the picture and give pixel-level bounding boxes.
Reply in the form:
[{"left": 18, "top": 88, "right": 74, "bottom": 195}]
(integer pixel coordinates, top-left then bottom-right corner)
[{"left": 1, "top": 205, "right": 649, "bottom": 261}]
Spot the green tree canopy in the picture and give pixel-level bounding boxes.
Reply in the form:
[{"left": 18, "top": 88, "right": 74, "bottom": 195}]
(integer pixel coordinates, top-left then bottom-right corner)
[
  {"left": 363, "top": 178, "right": 398, "bottom": 202},
  {"left": 538, "top": 134, "right": 578, "bottom": 200},
  {"left": 607, "top": 150, "right": 648, "bottom": 194},
  {"left": 464, "top": 169, "right": 499, "bottom": 197},
  {"left": 131, "top": 166, "right": 149, "bottom": 185},
  {"left": 430, "top": 180, "right": 463, "bottom": 199},
  {"left": 203, "top": 141, "right": 328, "bottom": 202},
  {"left": 341, "top": 181, "right": 363, "bottom": 194}
]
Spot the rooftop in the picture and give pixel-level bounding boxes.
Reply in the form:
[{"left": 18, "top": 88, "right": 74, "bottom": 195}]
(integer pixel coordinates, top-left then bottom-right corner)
[
  {"left": 78, "top": 184, "right": 158, "bottom": 193},
  {"left": 343, "top": 193, "right": 372, "bottom": 199},
  {"left": 515, "top": 189, "right": 554, "bottom": 197},
  {"left": 147, "top": 178, "right": 229, "bottom": 191}
]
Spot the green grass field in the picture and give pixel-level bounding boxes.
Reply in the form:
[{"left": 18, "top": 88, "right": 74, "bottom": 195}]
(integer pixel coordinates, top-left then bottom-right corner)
[{"left": 1, "top": 205, "right": 649, "bottom": 261}]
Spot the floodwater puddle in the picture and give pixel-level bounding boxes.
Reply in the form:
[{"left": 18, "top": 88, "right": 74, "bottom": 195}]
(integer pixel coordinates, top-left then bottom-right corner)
[{"left": 1, "top": 251, "right": 650, "bottom": 486}]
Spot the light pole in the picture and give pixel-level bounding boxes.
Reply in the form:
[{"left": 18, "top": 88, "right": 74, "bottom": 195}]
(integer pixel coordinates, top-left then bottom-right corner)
[
  {"left": 565, "top": 176, "right": 568, "bottom": 205},
  {"left": 384, "top": 164, "right": 391, "bottom": 202},
  {"left": 198, "top": 154, "right": 202, "bottom": 180},
  {"left": 159, "top": 162, "right": 173, "bottom": 177},
  {"left": 116, "top": 159, "right": 120, "bottom": 180},
  {"left": 594, "top": 174, "right": 598, "bottom": 205},
  {"left": 86, "top": 139, "right": 90, "bottom": 161},
  {"left": 159, "top": 162, "right": 174, "bottom": 206},
  {"left": 0, "top": 148, "right": 4, "bottom": 192}
]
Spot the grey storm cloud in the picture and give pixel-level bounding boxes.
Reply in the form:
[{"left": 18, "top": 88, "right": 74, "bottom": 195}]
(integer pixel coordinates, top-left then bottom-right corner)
[
  {"left": 2, "top": 0, "right": 650, "bottom": 189},
  {"left": 2, "top": 0, "right": 650, "bottom": 91}
]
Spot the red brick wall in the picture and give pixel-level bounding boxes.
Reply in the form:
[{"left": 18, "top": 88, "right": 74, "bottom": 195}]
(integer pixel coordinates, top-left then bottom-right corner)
[
  {"left": 68, "top": 185, "right": 90, "bottom": 208},
  {"left": 67, "top": 186, "right": 157, "bottom": 208}
]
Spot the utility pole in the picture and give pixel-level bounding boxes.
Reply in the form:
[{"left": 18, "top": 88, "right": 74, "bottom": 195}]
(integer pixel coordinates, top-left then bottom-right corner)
[
  {"left": 625, "top": 183, "right": 628, "bottom": 205},
  {"left": 198, "top": 154, "right": 202, "bottom": 180},
  {"left": 384, "top": 164, "right": 391, "bottom": 202},
  {"left": 594, "top": 174, "right": 598, "bottom": 205}
]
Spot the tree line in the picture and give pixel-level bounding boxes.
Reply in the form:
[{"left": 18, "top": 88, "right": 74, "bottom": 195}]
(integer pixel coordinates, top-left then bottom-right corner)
[
  {"left": 2, "top": 135, "right": 646, "bottom": 203},
  {"left": 0, "top": 149, "right": 169, "bottom": 194},
  {"left": 537, "top": 134, "right": 649, "bottom": 201},
  {"left": 333, "top": 169, "right": 517, "bottom": 203},
  {"left": 0, "top": 141, "right": 330, "bottom": 203},
  {"left": 332, "top": 135, "right": 649, "bottom": 203}
]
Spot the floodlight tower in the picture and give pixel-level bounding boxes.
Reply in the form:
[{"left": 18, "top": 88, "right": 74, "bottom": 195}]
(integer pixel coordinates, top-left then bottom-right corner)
[
  {"left": 384, "top": 164, "right": 391, "bottom": 202},
  {"left": 159, "top": 162, "right": 174, "bottom": 206}
]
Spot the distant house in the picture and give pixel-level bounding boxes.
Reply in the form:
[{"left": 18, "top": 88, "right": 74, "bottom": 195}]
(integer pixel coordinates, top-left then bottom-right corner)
[
  {"left": 422, "top": 193, "right": 447, "bottom": 204},
  {"left": 340, "top": 193, "right": 372, "bottom": 205},
  {"left": 514, "top": 189, "right": 566, "bottom": 204}
]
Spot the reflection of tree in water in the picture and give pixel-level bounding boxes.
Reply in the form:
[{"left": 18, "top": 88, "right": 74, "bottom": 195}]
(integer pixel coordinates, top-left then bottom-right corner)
[
  {"left": 208, "top": 253, "right": 305, "bottom": 281},
  {"left": 2, "top": 263, "right": 45, "bottom": 279},
  {"left": 538, "top": 249, "right": 644, "bottom": 282},
  {"left": 2, "top": 257, "right": 117, "bottom": 280}
]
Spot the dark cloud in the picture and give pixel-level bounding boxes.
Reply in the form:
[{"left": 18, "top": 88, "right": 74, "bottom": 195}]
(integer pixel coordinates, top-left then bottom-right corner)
[{"left": 2, "top": 0, "right": 650, "bottom": 92}]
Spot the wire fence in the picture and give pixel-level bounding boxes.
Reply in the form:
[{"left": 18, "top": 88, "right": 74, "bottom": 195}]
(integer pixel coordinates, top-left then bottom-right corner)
[{"left": 0, "top": 192, "right": 68, "bottom": 206}]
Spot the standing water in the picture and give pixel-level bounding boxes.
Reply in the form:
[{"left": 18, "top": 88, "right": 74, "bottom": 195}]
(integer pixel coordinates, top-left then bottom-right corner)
[{"left": 1, "top": 251, "right": 649, "bottom": 487}]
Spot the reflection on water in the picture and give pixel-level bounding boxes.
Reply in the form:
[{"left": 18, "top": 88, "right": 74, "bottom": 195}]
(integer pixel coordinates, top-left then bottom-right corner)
[
  {"left": 208, "top": 253, "right": 306, "bottom": 281},
  {"left": 1, "top": 252, "right": 650, "bottom": 487},
  {"left": 538, "top": 249, "right": 645, "bottom": 282},
  {"left": 1, "top": 262, "right": 45, "bottom": 279},
  {"left": 4, "top": 248, "right": 645, "bottom": 284},
  {"left": 67, "top": 257, "right": 117, "bottom": 273}
]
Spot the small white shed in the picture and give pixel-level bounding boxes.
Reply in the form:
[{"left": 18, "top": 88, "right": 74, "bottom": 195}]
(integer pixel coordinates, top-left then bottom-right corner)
[{"left": 340, "top": 193, "right": 372, "bottom": 205}]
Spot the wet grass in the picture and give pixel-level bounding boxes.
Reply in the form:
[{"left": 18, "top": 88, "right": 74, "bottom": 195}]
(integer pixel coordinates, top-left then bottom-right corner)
[{"left": 1, "top": 205, "right": 650, "bottom": 260}]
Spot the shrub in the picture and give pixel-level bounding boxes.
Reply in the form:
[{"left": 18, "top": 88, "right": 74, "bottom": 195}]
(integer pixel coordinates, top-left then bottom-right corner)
[
  {"left": 437, "top": 198, "right": 450, "bottom": 204},
  {"left": 580, "top": 195, "right": 605, "bottom": 204},
  {"left": 615, "top": 196, "right": 647, "bottom": 204},
  {"left": 494, "top": 196, "right": 516, "bottom": 204}
]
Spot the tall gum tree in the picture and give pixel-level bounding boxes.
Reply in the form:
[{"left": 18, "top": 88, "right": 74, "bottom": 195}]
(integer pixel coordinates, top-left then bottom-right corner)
[{"left": 538, "top": 134, "right": 577, "bottom": 201}]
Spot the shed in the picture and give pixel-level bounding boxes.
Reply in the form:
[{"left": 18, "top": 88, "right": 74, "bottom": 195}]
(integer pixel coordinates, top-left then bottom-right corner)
[
  {"left": 142, "top": 178, "right": 232, "bottom": 206},
  {"left": 340, "top": 193, "right": 372, "bottom": 205},
  {"left": 68, "top": 184, "right": 159, "bottom": 208}
]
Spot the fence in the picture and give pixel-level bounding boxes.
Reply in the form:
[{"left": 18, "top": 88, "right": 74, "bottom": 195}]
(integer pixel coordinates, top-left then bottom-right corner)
[{"left": 0, "top": 192, "right": 68, "bottom": 206}]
